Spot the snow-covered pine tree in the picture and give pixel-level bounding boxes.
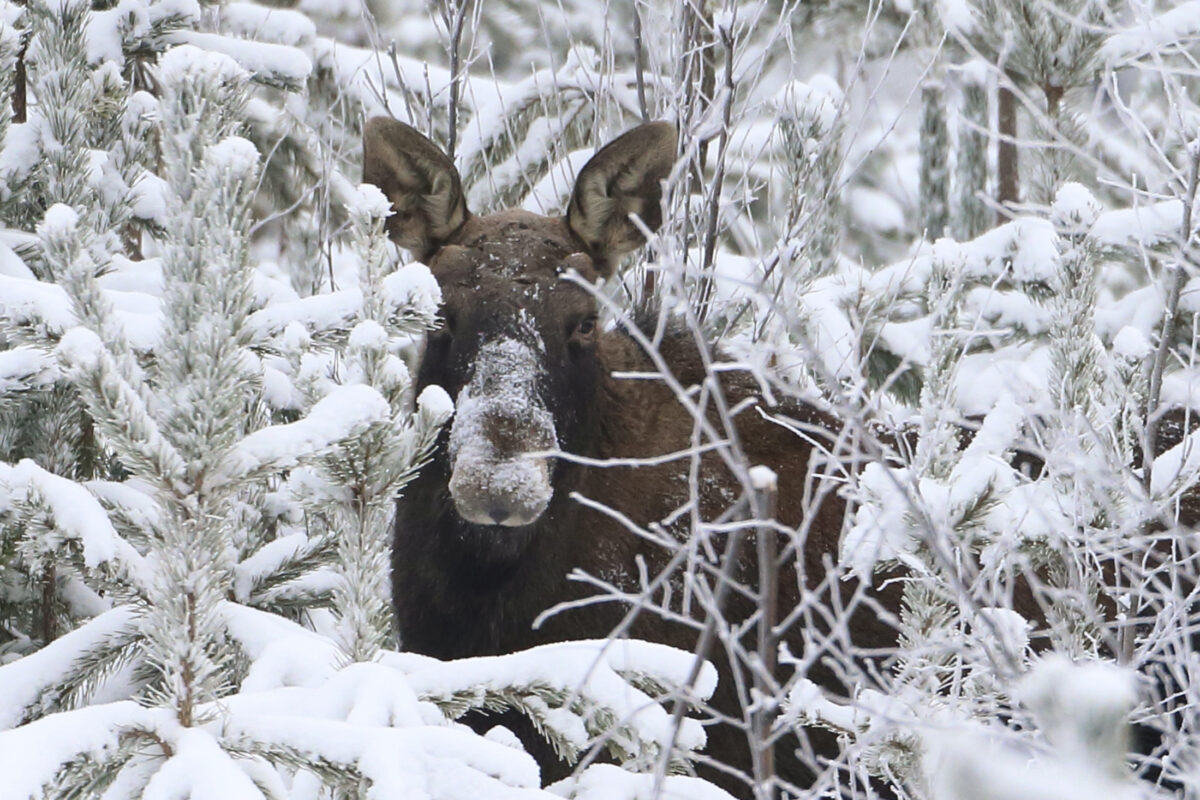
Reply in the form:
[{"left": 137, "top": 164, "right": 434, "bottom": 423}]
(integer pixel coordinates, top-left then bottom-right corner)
[{"left": 0, "top": 1, "right": 744, "bottom": 793}]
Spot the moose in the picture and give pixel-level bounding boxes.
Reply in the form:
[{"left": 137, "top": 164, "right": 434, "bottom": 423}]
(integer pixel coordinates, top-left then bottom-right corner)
[
  {"left": 363, "top": 116, "right": 1195, "bottom": 796},
  {"left": 363, "top": 115, "right": 903, "bottom": 797}
]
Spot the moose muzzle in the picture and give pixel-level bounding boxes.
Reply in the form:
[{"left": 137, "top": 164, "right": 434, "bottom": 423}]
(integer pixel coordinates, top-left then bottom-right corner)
[{"left": 446, "top": 337, "right": 556, "bottom": 527}]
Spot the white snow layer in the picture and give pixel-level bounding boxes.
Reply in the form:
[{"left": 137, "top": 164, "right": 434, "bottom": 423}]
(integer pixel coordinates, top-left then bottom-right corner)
[
  {"left": 0, "top": 460, "right": 147, "bottom": 582},
  {"left": 214, "top": 383, "right": 391, "bottom": 485}
]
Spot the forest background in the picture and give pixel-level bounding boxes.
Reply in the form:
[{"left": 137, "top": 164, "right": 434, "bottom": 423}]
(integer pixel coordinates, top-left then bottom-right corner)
[{"left": 0, "top": 0, "right": 1197, "bottom": 797}]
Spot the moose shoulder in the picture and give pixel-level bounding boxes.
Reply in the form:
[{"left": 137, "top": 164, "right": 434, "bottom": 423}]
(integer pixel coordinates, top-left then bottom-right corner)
[{"left": 363, "top": 116, "right": 897, "bottom": 796}]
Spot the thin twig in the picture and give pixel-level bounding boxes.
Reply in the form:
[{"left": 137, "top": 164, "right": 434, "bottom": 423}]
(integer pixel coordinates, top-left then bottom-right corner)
[
  {"left": 1143, "top": 143, "right": 1200, "bottom": 495},
  {"left": 633, "top": 2, "right": 649, "bottom": 124}
]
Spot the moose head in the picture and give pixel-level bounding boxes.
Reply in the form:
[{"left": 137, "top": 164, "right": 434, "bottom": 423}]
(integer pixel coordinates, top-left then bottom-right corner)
[{"left": 363, "top": 117, "right": 676, "bottom": 531}]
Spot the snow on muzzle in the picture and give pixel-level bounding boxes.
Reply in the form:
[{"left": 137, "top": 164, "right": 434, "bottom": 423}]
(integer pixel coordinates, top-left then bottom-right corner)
[{"left": 447, "top": 337, "right": 557, "bottom": 527}]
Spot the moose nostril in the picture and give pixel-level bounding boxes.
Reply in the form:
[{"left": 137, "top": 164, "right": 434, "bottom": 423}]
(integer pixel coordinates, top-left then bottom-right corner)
[{"left": 488, "top": 507, "right": 511, "bottom": 525}]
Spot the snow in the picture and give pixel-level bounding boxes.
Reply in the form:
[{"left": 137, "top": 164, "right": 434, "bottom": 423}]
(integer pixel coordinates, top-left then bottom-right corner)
[
  {"left": 775, "top": 76, "right": 843, "bottom": 132},
  {"left": 0, "top": 346, "right": 56, "bottom": 392},
  {"left": 85, "top": 478, "right": 162, "bottom": 532},
  {"left": 37, "top": 203, "right": 80, "bottom": 240},
  {"left": 158, "top": 42, "right": 248, "bottom": 87},
  {"left": 0, "top": 239, "right": 33, "bottom": 279},
  {"left": 261, "top": 362, "right": 301, "bottom": 410},
  {"left": 1150, "top": 426, "right": 1200, "bottom": 497},
  {"left": 1090, "top": 200, "right": 1185, "bottom": 249},
  {"left": 141, "top": 728, "right": 265, "bottom": 799},
  {"left": 222, "top": 603, "right": 342, "bottom": 691},
  {"left": 0, "top": 122, "right": 39, "bottom": 186},
  {"left": 213, "top": 383, "right": 392, "bottom": 485},
  {"left": 388, "top": 638, "right": 714, "bottom": 757},
  {"left": 0, "top": 701, "right": 165, "bottom": 797},
  {"left": 55, "top": 325, "right": 107, "bottom": 370},
  {"left": 348, "top": 318, "right": 389, "bottom": 349},
  {"left": 1102, "top": 1, "right": 1200, "bottom": 64},
  {"left": 96, "top": 255, "right": 164, "bottom": 294},
  {"left": 447, "top": 336, "right": 556, "bottom": 526},
  {"left": 223, "top": 712, "right": 546, "bottom": 797},
  {"left": 417, "top": 384, "right": 455, "bottom": 421},
  {"left": 167, "top": 31, "right": 311, "bottom": 88},
  {"left": 549, "top": 764, "right": 737, "bottom": 800},
  {"left": 247, "top": 288, "right": 364, "bottom": 339},
  {"left": 748, "top": 465, "right": 777, "bottom": 492},
  {"left": 928, "top": 723, "right": 1142, "bottom": 800},
  {"left": 233, "top": 532, "right": 309, "bottom": 602},
  {"left": 348, "top": 182, "right": 393, "bottom": 219},
  {"left": 972, "top": 607, "right": 1030, "bottom": 658},
  {"left": 221, "top": 2, "right": 316, "bottom": 47},
  {"left": 962, "top": 218, "right": 1060, "bottom": 283},
  {"left": 3, "top": 2, "right": 1200, "bottom": 797},
  {"left": 0, "top": 459, "right": 147, "bottom": 580},
  {"left": 848, "top": 186, "right": 906, "bottom": 233},
  {"left": 204, "top": 135, "right": 260, "bottom": 177},
  {"left": 1111, "top": 325, "right": 1152, "bottom": 360},
  {"left": 1017, "top": 655, "right": 1136, "bottom": 760},
  {"left": 1050, "top": 182, "right": 1102, "bottom": 233},
  {"left": 0, "top": 606, "right": 139, "bottom": 730},
  {"left": 130, "top": 171, "right": 171, "bottom": 226}
]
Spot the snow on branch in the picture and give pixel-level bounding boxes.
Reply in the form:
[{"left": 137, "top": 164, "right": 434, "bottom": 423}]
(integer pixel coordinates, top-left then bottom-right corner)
[
  {"left": 165, "top": 31, "right": 310, "bottom": 90},
  {"left": 211, "top": 383, "right": 391, "bottom": 488},
  {"left": 0, "top": 460, "right": 147, "bottom": 583},
  {"left": 389, "top": 639, "right": 716, "bottom": 768},
  {"left": 0, "top": 701, "right": 167, "bottom": 797},
  {"left": 0, "top": 606, "right": 140, "bottom": 730},
  {"left": 55, "top": 326, "right": 187, "bottom": 490}
]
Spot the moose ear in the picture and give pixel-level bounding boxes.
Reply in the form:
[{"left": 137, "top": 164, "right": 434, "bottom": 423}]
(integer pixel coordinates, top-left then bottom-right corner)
[
  {"left": 363, "top": 116, "right": 468, "bottom": 259},
  {"left": 567, "top": 121, "right": 676, "bottom": 273}
]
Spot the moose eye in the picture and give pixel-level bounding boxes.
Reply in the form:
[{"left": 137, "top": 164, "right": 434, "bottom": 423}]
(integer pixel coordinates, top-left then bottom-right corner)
[{"left": 568, "top": 316, "right": 598, "bottom": 348}]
